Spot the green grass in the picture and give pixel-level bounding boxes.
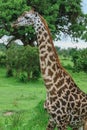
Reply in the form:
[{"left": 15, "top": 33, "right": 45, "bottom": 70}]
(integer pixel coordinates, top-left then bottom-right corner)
[{"left": 0, "top": 58, "right": 87, "bottom": 130}]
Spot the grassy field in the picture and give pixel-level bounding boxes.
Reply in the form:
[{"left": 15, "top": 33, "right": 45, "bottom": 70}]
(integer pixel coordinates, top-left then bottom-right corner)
[{"left": 0, "top": 58, "right": 87, "bottom": 130}]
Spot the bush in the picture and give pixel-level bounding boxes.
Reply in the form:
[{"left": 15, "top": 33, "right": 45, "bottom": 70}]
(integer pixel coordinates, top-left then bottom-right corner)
[
  {"left": 6, "top": 67, "right": 13, "bottom": 77},
  {"left": 6, "top": 44, "right": 40, "bottom": 80},
  {"left": 19, "top": 72, "right": 28, "bottom": 82},
  {"left": 72, "top": 48, "right": 87, "bottom": 72},
  {"left": 0, "top": 51, "right": 6, "bottom": 66}
]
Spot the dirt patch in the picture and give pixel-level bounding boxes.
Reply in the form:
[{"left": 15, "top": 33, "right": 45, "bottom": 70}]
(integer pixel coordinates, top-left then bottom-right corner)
[{"left": 3, "top": 111, "right": 15, "bottom": 116}]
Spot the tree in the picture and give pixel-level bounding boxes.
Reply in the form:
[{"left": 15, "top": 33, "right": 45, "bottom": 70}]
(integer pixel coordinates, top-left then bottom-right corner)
[{"left": 0, "top": 0, "right": 87, "bottom": 45}]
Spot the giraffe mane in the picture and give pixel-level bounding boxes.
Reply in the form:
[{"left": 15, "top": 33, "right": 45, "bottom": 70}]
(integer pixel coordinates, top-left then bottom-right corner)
[{"left": 39, "top": 14, "right": 61, "bottom": 65}]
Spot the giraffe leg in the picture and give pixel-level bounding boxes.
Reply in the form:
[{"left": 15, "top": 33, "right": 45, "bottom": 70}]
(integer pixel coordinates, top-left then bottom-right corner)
[{"left": 46, "top": 117, "right": 56, "bottom": 130}]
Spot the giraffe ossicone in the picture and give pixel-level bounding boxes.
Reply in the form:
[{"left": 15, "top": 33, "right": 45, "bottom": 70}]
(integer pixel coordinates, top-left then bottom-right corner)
[{"left": 12, "top": 10, "right": 87, "bottom": 130}]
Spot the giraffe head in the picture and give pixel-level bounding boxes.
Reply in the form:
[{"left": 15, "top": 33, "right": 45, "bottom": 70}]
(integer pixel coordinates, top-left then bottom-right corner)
[{"left": 12, "top": 10, "right": 38, "bottom": 28}]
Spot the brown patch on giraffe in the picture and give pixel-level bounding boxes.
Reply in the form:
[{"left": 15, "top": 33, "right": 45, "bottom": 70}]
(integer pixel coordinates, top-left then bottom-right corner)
[
  {"left": 41, "top": 68, "right": 46, "bottom": 74},
  {"left": 50, "top": 87, "right": 57, "bottom": 95},
  {"left": 69, "top": 95, "right": 74, "bottom": 101},
  {"left": 76, "top": 101, "right": 81, "bottom": 108},
  {"left": 50, "top": 55, "right": 56, "bottom": 62},
  {"left": 46, "top": 83, "right": 53, "bottom": 89},
  {"left": 60, "top": 99, "right": 66, "bottom": 106},
  {"left": 39, "top": 30, "right": 42, "bottom": 35},
  {"left": 56, "top": 78, "right": 64, "bottom": 88},
  {"left": 66, "top": 77, "right": 71, "bottom": 84},
  {"left": 47, "top": 46, "right": 52, "bottom": 52},
  {"left": 44, "top": 32, "right": 48, "bottom": 38},
  {"left": 39, "top": 37, "right": 45, "bottom": 45},
  {"left": 41, "top": 56, "right": 45, "bottom": 61},
  {"left": 47, "top": 60, "right": 51, "bottom": 66},
  {"left": 50, "top": 96, "right": 57, "bottom": 104},
  {"left": 73, "top": 94, "right": 78, "bottom": 99},
  {"left": 48, "top": 69, "right": 53, "bottom": 77},
  {"left": 39, "top": 45, "right": 45, "bottom": 50},
  {"left": 52, "top": 64, "right": 56, "bottom": 71},
  {"left": 53, "top": 72, "right": 60, "bottom": 83},
  {"left": 71, "top": 102, "right": 75, "bottom": 108}
]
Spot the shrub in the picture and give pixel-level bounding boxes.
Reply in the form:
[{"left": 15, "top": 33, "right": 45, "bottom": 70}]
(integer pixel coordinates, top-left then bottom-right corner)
[
  {"left": 72, "top": 48, "right": 87, "bottom": 72},
  {"left": 6, "top": 44, "right": 40, "bottom": 80},
  {"left": 19, "top": 72, "right": 28, "bottom": 82}
]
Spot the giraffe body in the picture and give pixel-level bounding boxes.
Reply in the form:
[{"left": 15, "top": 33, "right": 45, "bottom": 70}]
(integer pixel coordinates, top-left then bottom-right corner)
[{"left": 12, "top": 10, "right": 87, "bottom": 130}]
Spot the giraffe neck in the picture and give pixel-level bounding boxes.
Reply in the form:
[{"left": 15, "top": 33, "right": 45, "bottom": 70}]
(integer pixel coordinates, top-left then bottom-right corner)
[{"left": 33, "top": 15, "right": 63, "bottom": 90}]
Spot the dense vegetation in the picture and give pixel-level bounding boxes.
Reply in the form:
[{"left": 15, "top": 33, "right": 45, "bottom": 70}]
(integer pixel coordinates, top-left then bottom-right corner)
[
  {"left": 0, "top": 0, "right": 87, "bottom": 46},
  {"left": 0, "top": 44, "right": 40, "bottom": 81}
]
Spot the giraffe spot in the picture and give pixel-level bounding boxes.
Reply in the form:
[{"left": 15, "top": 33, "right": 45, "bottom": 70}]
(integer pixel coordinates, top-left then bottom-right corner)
[
  {"left": 52, "top": 64, "right": 56, "bottom": 71},
  {"left": 63, "top": 71, "right": 67, "bottom": 77},
  {"left": 48, "top": 69, "right": 53, "bottom": 77},
  {"left": 66, "top": 90, "right": 70, "bottom": 95},
  {"left": 57, "top": 87, "right": 63, "bottom": 96},
  {"left": 47, "top": 39, "right": 50, "bottom": 43},
  {"left": 50, "top": 96, "right": 57, "bottom": 104},
  {"left": 66, "top": 77, "right": 71, "bottom": 84},
  {"left": 45, "top": 83, "right": 53, "bottom": 89},
  {"left": 69, "top": 95, "right": 74, "bottom": 101},
  {"left": 62, "top": 107, "right": 66, "bottom": 113},
  {"left": 50, "top": 87, "right": 57, "bottom": 95},
  {"left": 47, "top": 60, "right": 51, "bottom": 66},
  {"left": 44, "top": 32, "right": 48, "bottom": 37},
  {"left": 39, "top": 30, "right": 42, "bottom": 35},
  {"left": 51, "top": 113, "right": 56, "bottom": 118},
  {"left": 73, "top": 94, "right": 78, "bottom": 99},
  {"left": 41, "top": 68, "right": 45, "bottom": 74},
  {"left": 53, "top": 73, "right": 58, "bottom": 83},
  {"left": 56, "top": 100, "right": 60, "bottom": 108},
  {"left": 60, "top": 99, "right": 66, "bottom": 106},
  {"left": 42, "top": 28, "right": 45, "bottom": 31},
  {"left": 57, "top": 78, "right": 64, "bottom": 88},
  {"left": 47, "top": 46, "right": 52, "bottom": 52},
  {"left": 50, "top": 55, "right": 56, "bottom": 62},
  {"left": 41, "top": 56, "right": 45, "bottom": 61},
  {"left": 70, "top": 102, "right": 75, "bottom": 108},
  {"left": 39, "top": 45, "right": 45, "bottom": 50},
  {"left": 39, "top": 37, "right": 45, "bottom": 45},
  {"left": 76, "top": 101, "right": 81, "bottom": 108},
  {"left": 57, "top": 110, "right": 62, "bottom": 115}
]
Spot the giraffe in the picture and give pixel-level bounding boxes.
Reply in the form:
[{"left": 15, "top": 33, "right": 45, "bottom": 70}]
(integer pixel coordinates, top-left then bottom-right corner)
[{"left": 12, "top": 10, "right": 87, "bottom": 130}]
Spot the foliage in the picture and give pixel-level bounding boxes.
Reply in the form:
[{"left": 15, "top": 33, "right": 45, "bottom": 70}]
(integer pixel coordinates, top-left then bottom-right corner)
[
  {"left": 0, "top": 0, "right": 87, "bottom": 45},
  {"left": 71, "top": 48, "right": 87, "bottom": 72},
  {"left": 0, "top": 51, "right": 6, "bottom": 66},
  {"left": 6, "top": 44, "right": 40, "bottom": 80}
]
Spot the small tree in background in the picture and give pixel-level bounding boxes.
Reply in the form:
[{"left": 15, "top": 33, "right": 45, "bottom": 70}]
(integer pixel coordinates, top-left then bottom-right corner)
[{"left": 6, "top": 44, "right": 40, "bottom": 81}]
